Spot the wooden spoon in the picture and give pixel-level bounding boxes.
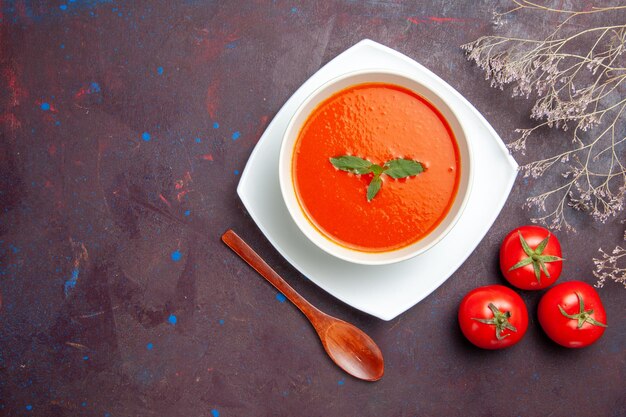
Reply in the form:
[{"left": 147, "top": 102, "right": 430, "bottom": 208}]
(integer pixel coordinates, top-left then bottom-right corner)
[{"left": 221, "top": 229, "right": 384, "bottom": 382}]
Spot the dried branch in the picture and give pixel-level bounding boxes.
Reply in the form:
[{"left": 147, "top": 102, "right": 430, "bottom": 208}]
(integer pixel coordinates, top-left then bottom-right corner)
[
  {"left": 462, "top": 1, "right": 626, "bottom": 232},
  {"left": 594, "top": 244, "right": 626, "bottom": 288}
]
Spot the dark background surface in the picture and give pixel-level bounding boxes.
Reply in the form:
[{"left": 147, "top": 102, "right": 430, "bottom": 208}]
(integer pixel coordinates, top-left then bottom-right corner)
[{"left": 1, "top": 1, "right": 624, "bottom": 416}]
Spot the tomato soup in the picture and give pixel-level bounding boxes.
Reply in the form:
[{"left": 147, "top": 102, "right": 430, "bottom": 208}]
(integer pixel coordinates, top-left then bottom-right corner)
[{"left": 292, "top": 83, "right": 460, "bottom": 252}]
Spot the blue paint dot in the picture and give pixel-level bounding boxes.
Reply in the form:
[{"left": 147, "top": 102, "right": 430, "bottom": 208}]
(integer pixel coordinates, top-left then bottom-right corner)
[
  {"left": 81, "top": 402, "right": 87, "bottom": 407},
  {"left": 233, "top": 170, "right": 239, "bottom": 175},
  {"left": 212, "top": 122, "right": 219, "bottom": 129},
  {"left": 195, "top": 137, "right": 201, "bottom": 143},
  {"left": 146, "top": 342, "right": 153, "bottom": 350},
  {"left": 219, "top": 319, "right": 225, "bottom": 325},
  {"left": 211, "top": 410, "right": 219, "bottom": 417},
  {"left": 55, "top": 121, "right": 61, "bottom": 126},
  {"left": 60, "top": 4, "right": 68, "bottom": 11},
  {"left": 64, "top": 267, "right": 80, "bottom": 297},
  {"left": 338, "top": 379, "right": 345, "bottom": 386},
  {"left": 276, "top": 293, "right": 286, "bottom": 303},
  {"left": 83, "top": 355, "right": 89, "bottom": 360},
  {"left": 291, "top": 6, "right": 298, "bottom": 13},
  {"left": 89, "top": 82, "right": 101, "bottom": 93},
  {"left": 184, "top": 210, "right": 191, "bottom": 216},
  {"left": 157, "top": 66, "right": 163, "bottom": 75},
  {"left": 26, "top": 405, "right": 33, "bottom": 411},
  {"left": 104, "top": 413, "right": 111, "bottom": 417},
  {"left": 41, "top": 102, "right": 50, "bottom": 111},
  {"left": 232, "top": 131, "right": 241, "bottom": 140},
  {"left": 141, "top": 132, "right": 151, "bottom": 141},
  {"left": 171, "top": 250, "right": 182, "bottom": 262},
  {"left": 69, "top": 0, "right": 76, "bottom": 2},
  {"left": 60, "top": 43, "right": 65, "bottom": 49},
  {"left": 168, "top": 314, "right": 177, "bottom": 325}
]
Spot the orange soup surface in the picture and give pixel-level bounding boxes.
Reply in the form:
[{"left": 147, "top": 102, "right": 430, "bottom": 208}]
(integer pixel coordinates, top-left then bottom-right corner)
[{"left": 293, "top": 83, "right": 461, "bottom": 252}]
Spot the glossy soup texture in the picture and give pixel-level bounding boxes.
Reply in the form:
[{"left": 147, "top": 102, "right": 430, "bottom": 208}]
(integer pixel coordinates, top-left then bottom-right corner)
[{"left": 292, "top": 83, "right": 460, "bottom": 252}]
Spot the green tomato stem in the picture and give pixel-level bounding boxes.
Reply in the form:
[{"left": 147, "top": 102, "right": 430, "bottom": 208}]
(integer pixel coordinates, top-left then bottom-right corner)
[
  {"left": 558, "top": 292, "right": 607, "bottom": 329},
  {"left": 508, "top": 231, "right": 563, "bottom": 283},
  {"left": 471, "top": 303, "right": 518, "bottom": 340}
]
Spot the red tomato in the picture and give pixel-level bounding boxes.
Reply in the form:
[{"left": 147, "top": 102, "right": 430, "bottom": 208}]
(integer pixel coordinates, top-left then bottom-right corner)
[
  {"left": 538, "top": 281, "right": 607, "bottom": 348},
  {"left": 500, "top": 225, "right": 563, "bottom": 290},
  {"left": 458, "top": 285, "right": 528, "bottom": 349}
]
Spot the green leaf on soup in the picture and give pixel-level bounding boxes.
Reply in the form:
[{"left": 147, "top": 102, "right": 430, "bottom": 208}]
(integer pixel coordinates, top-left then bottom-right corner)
[
  {"left": 383, "top": 158, "right": 424, "bottom": 179},
  {"left": 329, "top": 156, "right": 373, "bottom": 174},
  {"left": 367, "top": 176, "right": 382, "bottom": 202}
]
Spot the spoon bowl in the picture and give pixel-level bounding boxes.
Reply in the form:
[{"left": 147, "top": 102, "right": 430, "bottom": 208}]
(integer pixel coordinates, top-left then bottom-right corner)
[
  {"left": 319, "top": 318, "right": 384, "bottom": 381},
  {"left": 222, "top": 229, "right": 384, "bottom": 382}
]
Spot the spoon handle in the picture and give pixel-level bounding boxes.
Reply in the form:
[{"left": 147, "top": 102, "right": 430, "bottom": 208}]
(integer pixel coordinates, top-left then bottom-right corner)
[{"left": 221, "top": 229, "right": 325, "bottom": 322}]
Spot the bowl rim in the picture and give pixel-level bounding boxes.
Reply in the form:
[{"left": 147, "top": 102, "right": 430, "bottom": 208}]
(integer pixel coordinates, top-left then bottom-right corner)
[{"left": 279, "top": 68, "right": 474, "bottom": 265}]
